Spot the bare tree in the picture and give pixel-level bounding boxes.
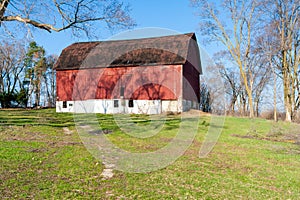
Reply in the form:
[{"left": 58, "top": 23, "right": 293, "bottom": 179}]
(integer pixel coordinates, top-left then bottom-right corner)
[
  {"left": 254, "top": 29, "right": 281, "bottom": 121},
  {"left": 214, "top": 51, "right": 241, "bottom": 115},
  {"left": 43, "top": 55, "right": 57, "bottom": 107},
  {"left": 275, "top": 0, "right": 299, "bottom": 122},
  {"left": 0, "top": 41, "right": 26, "bottom": 107},
  {"left": 251, "top": 63, "right": 271, "bottom": 117},
  {"left": 214, "top": 47, "right": 271, "bottom": 117},
  {"left": 0, "top": 0, "right": 135, "bottom": 37},
  {"left": 191, "top": 0, "right": 262, "bottom": 118},
  {"left": 262, "top": 0, "right": 300, "bottom": 121}
]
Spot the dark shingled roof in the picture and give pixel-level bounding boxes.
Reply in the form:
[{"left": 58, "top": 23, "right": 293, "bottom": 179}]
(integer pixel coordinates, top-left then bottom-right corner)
[{"left": 55, "top": 33, "right": 199, "bottom": 70}]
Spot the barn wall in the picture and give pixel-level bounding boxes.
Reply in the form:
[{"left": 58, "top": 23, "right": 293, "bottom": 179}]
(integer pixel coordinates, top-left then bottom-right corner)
[
  {"left": 182, "top": 62, "right": 200, "bottom": 102},
  {"left": 56, "top": 65, "right": 182, "bottom": 101},
  {"left": 56, "top": 100, "right": 75, "bottom": 112},
  {"left": 182, "top": 39, "right": 201, "bottom": 103},
  {"left": 56, "top": 65, "right": 184, "bottom": 114},
  {"left": 56, "top": 99, "right": 184, "bottom": 114},
  {"left": 161, "top": 100, "right": 182, "bottom": 113},
  {"left": 56, "top": 70, "right": 78, "bottom": 101}
]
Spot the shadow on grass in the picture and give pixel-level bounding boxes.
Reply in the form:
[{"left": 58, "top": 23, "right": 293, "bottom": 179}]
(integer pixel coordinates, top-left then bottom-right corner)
[{"left": 0, "top": 108, "right": 74, "bottom": 127}]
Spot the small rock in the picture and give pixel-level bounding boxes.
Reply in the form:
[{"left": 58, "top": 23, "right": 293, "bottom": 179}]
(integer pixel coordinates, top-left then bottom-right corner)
[{"left": 101, "top": 168, "right": 114, "bottom": 179}]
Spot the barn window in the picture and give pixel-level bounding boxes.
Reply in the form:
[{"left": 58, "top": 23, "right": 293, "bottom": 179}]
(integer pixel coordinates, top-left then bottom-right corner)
[
  {"left": 114, "top": 100, "right": 119, "bottom": 108},
  {"left": 128, "top": 99, "right": 134, "bottom": 107},
  {"left": 63, "top": 101, "right": 67, "bottom": 108},
  {"left": 120, "top": 87, "right": 125, "bottom": 96}
]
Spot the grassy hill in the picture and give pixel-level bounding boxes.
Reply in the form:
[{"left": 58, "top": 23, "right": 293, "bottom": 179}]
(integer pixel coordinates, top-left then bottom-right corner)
[{"left": 0, "top": 109, "right": 300, "bottom": 199}]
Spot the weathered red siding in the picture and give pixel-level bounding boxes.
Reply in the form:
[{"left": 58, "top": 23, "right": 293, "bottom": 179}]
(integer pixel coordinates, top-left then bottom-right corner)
[{"left": 56, "top": 65, "right": 182, "bottom": 101}]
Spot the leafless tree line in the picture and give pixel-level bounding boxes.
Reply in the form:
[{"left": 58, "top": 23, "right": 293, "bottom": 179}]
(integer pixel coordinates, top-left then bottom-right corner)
[{"left": 193, "top": 0, "right": 300, "bottom": 121}]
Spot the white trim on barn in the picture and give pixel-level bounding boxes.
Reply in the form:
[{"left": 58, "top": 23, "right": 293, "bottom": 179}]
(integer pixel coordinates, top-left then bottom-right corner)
[{"left": 56, "top": 99, "right": 199, "bottom": 114}]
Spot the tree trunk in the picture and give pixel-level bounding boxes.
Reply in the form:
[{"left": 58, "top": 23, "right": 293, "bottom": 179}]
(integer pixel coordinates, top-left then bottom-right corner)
[
  {"left": 243, "top": 78, "right": 254, "bottom": 118},
  {"left": 254, "top": 100, "right": 259, "bottom": 117},
  {"left": 230, "top": 97, "right": 236, "bottom": 115},
  {"left": 283, "top": 80, "right": 292, "bottom": 122},
  {"left": 273, "top": 73, "right": 277, "bottom": 122},
  {"left": 270, "top": 55, "right": 277, "bottom": 122},
  {"left": 285, "top": 105, "right": 292, "bottom": 122},
  {"left": 282, "top": 50, "right": 292, "bottom": 122}
]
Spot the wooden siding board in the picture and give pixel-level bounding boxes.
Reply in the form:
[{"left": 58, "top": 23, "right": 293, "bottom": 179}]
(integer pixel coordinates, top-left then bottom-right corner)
[{"left": 56, "top": 65, "right": 182, "bottom": 101}]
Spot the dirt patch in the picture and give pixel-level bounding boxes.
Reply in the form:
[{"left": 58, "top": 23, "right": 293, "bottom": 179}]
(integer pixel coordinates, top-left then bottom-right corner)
[
  {"left": 3, "top": 130, "right": 47, "bottom": 142},
  {"left": 232, "top": 131, "right": 300, "bottom": 155},
  {"left": 231, "top": 123, "right": 300, "bottom": 145},
  {"left": 283, "top": 133, "right": 300, "bottom": 145},
  {"left": 269, "top": 143, "right": 300, "bottom": 155},
  {"left": 26, "top": 148, "right": 48, "bottom": 153},
  {"left": 231, "top": 133, "right": 287, "bottom": 143},
  {"left": 88, "top": 129, "right": 113, "bottom": 135},
  {"left": 48, "top": 141, "right": 82, "bottom": 147},
  {"left": 184, "top": 109, "right": 211, "bottom": 117},
  {"left": 63, "top": 127, "right": 73, "bottom": 135}
]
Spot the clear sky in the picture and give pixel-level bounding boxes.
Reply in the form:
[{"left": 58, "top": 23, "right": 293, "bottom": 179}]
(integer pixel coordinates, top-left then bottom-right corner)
[{"left": 33, "top": 0, "right": 206, "bottom": 56}]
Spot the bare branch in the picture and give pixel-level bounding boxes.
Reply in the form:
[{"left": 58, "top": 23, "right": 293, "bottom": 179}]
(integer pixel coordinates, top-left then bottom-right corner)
[
  {"left": 0, "top": 0, "right": 135, "bottom": 38},
  {"left": 0, "top": 0, "right": 10, "bottom": 18}
]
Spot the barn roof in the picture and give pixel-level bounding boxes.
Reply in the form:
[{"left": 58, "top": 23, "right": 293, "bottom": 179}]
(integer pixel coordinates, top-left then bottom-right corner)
[{"left": 55, "top": 32, "right": 200, "bottom": 70}]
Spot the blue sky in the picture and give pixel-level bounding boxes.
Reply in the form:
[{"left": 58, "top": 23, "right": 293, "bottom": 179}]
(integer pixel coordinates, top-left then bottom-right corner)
[{"left": 34, "top": 0, "right": 207, "bottom": 56}]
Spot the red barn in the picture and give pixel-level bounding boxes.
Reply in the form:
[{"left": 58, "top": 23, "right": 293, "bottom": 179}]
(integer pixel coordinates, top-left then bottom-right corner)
[{"left": 55, "top": 33, "right": 202, "bottom": 114}]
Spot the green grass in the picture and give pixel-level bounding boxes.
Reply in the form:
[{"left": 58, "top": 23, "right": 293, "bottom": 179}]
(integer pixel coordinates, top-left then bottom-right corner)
[{"left": 1, "top": 109, "right": 300, "bottom": 199}]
